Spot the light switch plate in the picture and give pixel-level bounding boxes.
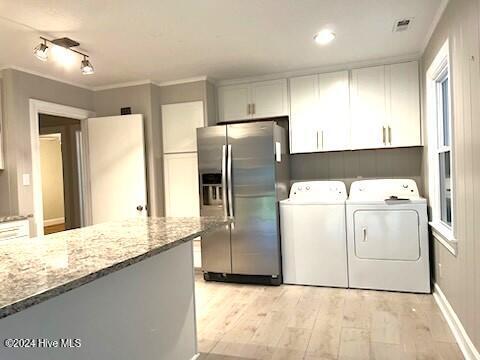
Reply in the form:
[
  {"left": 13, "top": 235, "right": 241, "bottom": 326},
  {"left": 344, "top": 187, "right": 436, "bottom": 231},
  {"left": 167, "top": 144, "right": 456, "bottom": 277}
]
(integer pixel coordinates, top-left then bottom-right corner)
[{"left": 22, "top": 174, "right": 31, "bottom": 186}]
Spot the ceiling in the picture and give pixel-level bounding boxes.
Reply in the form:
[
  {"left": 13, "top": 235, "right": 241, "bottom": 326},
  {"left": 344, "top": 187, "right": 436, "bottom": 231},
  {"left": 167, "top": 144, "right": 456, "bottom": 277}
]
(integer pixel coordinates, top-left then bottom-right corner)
[{"left": 0, "top": 0, "right": 445, "bottom": 89}]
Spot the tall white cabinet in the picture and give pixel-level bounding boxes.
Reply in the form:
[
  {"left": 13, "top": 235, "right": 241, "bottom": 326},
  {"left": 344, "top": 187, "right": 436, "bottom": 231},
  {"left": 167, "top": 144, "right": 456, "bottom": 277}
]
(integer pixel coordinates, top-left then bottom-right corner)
[
  {"left": 0, "top": 82, "right": 4, "bottom": 170},
  {"left": 289, "top": 71, "right": 350, "bottom": 153},
  {"left": 162, "top": 101, "right": 204, "bottom": 267}
]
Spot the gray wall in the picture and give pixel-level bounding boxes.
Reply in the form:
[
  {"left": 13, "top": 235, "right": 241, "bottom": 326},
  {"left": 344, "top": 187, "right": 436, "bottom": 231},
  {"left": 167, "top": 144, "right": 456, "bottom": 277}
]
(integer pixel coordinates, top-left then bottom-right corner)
[
  {"left": 291, "top": 147, "right": 424, "bottom": 194},
  {"left": 0, "top": 69, "right": 93, "bottom": 218},
  {"left": 422, "top": 0, "right": 480, "bottom": 350}
]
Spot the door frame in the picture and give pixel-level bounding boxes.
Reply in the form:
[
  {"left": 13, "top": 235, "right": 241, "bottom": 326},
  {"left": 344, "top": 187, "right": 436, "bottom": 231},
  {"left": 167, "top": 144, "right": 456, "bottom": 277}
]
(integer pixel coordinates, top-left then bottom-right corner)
[{"left": 29, "top": 99, "right": 95, "bottom": 236}]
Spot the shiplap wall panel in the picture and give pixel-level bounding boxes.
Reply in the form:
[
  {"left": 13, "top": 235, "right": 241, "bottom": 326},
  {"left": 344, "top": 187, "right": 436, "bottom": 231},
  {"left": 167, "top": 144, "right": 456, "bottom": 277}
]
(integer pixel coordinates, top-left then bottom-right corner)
[{"left": 422, "top": 0, "right": 480, "bottom": 350}]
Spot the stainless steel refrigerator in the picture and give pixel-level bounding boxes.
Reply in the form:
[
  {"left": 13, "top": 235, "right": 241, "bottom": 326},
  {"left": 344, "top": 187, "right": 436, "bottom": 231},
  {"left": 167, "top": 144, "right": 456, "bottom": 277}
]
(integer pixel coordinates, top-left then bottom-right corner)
[{"left": 197, "top": 121, "right": 289, "bottom": 285}]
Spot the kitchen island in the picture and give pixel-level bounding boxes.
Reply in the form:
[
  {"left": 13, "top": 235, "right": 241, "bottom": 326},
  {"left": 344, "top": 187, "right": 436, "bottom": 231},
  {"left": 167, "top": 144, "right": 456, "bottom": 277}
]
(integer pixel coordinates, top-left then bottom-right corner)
[{"left": 0, "top": 216, "right": 230, "bottom": 360}]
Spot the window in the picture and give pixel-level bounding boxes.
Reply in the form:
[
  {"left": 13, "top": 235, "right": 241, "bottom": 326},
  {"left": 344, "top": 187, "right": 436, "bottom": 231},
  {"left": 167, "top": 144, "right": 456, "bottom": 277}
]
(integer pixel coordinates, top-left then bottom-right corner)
[
  {"left": 436, "top": 73, "right": 452, "bottom": 226},
  {"left": 426, "top": 40, "right": 455, "bottom": 250}
]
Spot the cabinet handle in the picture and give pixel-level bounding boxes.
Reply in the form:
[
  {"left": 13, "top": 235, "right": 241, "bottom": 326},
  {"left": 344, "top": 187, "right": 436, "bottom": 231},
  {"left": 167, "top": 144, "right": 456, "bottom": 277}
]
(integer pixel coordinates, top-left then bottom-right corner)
[
  {"left": 362, "top": 227, "right": 367, "bottom": 242},
  {"left": 321, "top": 130, "right": 324, "bottom": 149},
  {"left": 388, "top": 126, "right": 392, "bottom": 144},
  {"left": 316, "top": 130, "right": 319, "bottom": 150},
  {"left": 382, "top": 126, "right": 386, "bottom": 145},
  {"left": 252, "top": 103, "right": 255, "bottom": 115},
  {"left": 247, "top": 104, "right": 251, "bottom": 115}
]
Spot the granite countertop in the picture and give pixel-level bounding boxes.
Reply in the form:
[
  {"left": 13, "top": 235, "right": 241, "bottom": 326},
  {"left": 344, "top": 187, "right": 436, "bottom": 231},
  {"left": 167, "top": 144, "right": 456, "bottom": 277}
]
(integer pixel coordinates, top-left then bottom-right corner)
[
  {"left": 0, "top": 216, "right": 230, "bottom": 319},
  {"left": 0, "top": 215, "right": 29, "bottom": 224}
]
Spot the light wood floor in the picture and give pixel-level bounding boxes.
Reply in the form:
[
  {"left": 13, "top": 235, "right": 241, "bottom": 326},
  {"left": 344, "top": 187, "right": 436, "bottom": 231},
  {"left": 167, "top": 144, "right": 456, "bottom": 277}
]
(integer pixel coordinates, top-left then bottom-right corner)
[{"left": 195, "top": 275, "right": 463, "bottom": 360}]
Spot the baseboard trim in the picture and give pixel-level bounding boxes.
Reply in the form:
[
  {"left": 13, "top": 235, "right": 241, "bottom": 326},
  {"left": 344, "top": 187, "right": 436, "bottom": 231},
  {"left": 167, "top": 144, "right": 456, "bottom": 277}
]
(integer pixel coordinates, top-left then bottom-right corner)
[
  {"left": 43, "top": 217, "right": 65, "bottom": 227},
  {"left": 433, "top": 283, "right": 480, "bottom": 360},
  {"left": 190, "top": 353, "right": 200, "bottom": 360}
]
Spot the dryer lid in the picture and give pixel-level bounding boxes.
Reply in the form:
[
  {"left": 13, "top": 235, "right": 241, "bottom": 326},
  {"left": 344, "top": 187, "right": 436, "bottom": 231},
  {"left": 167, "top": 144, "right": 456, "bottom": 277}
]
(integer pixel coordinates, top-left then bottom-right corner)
[
  {"left": 288, "top": 181, "right": 347, "bottom": 202},
  {"left": 348, "top": 179, "right": 422, "bottom": 201}
]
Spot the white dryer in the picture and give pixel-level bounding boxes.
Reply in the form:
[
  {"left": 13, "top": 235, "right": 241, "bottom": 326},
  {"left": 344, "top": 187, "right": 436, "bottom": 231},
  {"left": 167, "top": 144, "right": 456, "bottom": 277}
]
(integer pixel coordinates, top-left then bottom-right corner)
[
  {"left": 346, "top": 179, "right": 430, "bottom": 293},
  {"left": 280, "top": 181, "right": 348, "bottom": 287}
]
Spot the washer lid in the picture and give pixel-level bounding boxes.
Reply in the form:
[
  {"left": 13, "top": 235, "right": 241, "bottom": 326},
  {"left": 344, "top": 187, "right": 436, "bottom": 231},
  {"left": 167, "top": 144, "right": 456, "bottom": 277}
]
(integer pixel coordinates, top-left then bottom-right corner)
[
  {"left": 348, "top": 179, "right": 422, "bottom": 201},
  {"left": 287, "top": 181, "right": 347, "bottom": 202}
]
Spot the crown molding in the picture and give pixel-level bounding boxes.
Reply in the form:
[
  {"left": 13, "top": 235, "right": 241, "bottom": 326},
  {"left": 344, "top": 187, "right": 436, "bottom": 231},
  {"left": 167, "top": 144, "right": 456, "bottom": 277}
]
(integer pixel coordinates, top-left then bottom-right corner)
[
  {"left": 422, "top": 0, "right": 450, "bottom": 53},
  {"left": 214, "top": 53, "right": 421, "bottom": 86},
  {"left": 0, "top": 65, "right": 93, "bottom": 90},
  {"left": 92, "top": 79, "right": 153, "bottom": 91},
  {"left": 153, "top": 75, "right": 210, "bottom": 87}
]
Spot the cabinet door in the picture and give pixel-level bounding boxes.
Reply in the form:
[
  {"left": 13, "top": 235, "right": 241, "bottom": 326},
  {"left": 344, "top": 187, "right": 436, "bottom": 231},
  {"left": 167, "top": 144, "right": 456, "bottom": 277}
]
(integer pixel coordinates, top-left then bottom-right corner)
[
  {"left": 217, "top": 84, "right": 251, "bottom": 123},
  {"left": 164, "top": 153, "right": 200, "bottom": 217},
  {"left": 318, "top": 71, "right": 351, "bottom": 151},
  {"left": 251, "top": 79, "right": 288, "bottom": 119},
  {"left": 0, "top": 83, "right": 3, "bottom": 170},
  {"left": 387, "top": 61, "right": 421, "bottom": 147},
  {"left": 350, "top": 65, "right": 387, "bottom": 149},
  {"left": 161, "top": 101, "right": 204, "bottom": 153},
  {"left": 289, "top": 75, "right": 319, "bottom": 153}
]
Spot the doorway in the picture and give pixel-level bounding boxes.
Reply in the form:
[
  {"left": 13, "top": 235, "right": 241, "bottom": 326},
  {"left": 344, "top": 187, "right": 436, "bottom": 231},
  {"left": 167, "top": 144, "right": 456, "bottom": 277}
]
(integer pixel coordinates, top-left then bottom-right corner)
[{"left": 38, "top": 114, "right": 83, "bottom": 234}]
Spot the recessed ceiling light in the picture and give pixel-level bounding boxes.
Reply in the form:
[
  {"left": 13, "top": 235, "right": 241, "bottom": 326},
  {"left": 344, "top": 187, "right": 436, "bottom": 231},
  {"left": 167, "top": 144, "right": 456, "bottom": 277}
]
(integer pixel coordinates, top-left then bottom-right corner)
[{"left": 314, "top": 29, "right": 336, "bottom": 45}]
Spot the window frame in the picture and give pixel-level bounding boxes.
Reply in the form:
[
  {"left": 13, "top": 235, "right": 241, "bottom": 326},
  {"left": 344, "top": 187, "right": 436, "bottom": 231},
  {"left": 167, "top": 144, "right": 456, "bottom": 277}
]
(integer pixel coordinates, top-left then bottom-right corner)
[{"left": 426, "top": 40, "right": 457, "bottom": 255}]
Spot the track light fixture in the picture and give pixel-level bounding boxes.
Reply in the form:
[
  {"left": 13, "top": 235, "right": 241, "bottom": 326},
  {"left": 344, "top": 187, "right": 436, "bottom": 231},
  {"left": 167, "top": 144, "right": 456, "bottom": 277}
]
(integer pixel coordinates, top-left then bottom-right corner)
[
  {"left": 33, "top": 36, "right": 95, "bottom": 75},
  {"left": 80, "top": 56, "right": 94, "bottom": 75},
  {"left": 33, "top": 39, "right": 48, "bottom": 61}
]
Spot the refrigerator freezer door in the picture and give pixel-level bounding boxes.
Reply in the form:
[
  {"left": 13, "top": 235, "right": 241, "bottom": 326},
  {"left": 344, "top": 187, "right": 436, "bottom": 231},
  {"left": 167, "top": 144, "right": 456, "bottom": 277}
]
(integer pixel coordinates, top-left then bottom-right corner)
[
  {"left": 227, "top": 122, "right": 281, "bottom": 276},
  {"left": 197, "top": 126, "right": 232, "bottom": 273}
]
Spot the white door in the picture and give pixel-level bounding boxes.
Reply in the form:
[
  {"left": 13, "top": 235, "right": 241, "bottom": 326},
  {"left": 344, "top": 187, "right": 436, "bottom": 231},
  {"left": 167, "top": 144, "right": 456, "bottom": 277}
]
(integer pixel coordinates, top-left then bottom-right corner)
[
  {"left": 289, "top": 74, "right": 319, "bottom": 153},
  {"left": 388, "top": 61, "right": 421, "bottom": 147},
  {"left": 164, "top": 153, "right": 199, "bottom": 217},
  {"left": 350, "top": 65, "right": 387, "bottom": 149},
  {"left": 86, "top": 114, "right": 147, "bottom": 224},
  {"left": 251, "top": 79, "right": 288, "bottom": 119},
  {"left": 218, "top": 84, "right": 251, "bottom": 122},
  {"left": 353, "top": 210, "right": 420, "bottom": 261},
  {"left": 162, "top": 101, "right": 204, "bottom": 153},
  {"left": 318, "top": 71, "right": 350, "bottom": 151}
]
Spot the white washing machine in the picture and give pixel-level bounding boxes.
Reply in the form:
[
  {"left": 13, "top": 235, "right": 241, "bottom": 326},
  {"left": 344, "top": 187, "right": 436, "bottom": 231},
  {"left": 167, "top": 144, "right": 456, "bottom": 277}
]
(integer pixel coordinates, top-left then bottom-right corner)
[
  {"left": 346, "top": 179, "right": 430, "bottom": 293},
  {"left": 280, "top": 181, "right": 348, "bottom": 287}
]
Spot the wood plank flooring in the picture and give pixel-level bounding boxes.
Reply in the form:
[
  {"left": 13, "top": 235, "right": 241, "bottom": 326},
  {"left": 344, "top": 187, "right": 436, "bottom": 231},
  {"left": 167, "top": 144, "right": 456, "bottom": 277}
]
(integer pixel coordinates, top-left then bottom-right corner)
[{"left": 195, "top": 275, "right": 463, "bottom": 360}]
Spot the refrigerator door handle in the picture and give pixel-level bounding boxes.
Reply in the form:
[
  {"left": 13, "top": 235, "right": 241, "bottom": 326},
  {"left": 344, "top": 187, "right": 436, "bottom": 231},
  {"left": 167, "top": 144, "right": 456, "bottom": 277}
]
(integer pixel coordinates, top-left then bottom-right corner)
[
  {"left": 221, "top": 144, "right": 228, "bottom": 217},
  {"left": 227, "top": 144, "right": 234, "bottom": 218}
]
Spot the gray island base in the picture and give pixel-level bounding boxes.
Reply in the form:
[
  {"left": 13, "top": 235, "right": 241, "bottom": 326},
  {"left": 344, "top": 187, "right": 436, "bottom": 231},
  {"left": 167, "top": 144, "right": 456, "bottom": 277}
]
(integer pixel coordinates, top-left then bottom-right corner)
[{"left": 0, "top": 217, "right": 230, "bottom": 360}]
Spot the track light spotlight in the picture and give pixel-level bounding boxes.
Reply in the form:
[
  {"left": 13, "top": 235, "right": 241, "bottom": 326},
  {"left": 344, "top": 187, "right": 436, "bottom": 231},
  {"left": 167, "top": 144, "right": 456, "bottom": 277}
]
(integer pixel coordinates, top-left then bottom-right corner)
[
  {"left": 33, "top": 39, "right": 49, "bottom": 61},
  {"left": 80, "top": 56, "right": 94, "bottom": 75}
]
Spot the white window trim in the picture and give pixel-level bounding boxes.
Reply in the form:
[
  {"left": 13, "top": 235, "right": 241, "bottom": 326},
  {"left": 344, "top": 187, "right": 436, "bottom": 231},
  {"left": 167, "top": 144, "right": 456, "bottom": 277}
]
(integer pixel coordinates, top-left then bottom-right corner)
[{"left": 426, "top": 40, "right": 457, "bottom": 256}]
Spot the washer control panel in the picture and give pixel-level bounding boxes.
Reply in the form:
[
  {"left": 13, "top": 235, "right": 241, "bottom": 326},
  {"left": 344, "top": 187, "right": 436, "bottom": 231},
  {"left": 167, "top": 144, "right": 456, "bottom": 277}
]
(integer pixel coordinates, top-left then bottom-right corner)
[{"left": 289, "top": 181, "right": 347, "bottom": 201}]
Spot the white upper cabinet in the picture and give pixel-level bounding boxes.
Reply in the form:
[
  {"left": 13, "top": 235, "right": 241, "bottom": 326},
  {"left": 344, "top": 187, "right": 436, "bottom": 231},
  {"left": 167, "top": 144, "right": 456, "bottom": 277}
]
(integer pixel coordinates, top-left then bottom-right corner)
[
  {"left": 289, "top": 71, "right": 350, "bottom": 153},
  {"left": 217, "top": 84, "right": 250, "bottom": 123},
  {"left": 217, "top": 79, "right": 288, "bottom": 123},
  {"left": 289, "top": 75, "right": 319, "bottom": 153},
  {"left": 387, "top": 61, "right": 421, "bottom": 147},
  {"left": 318, "top": 71, "right": 350, "bottom": 151},
  {"left": 350, "top": 65, "right": 387, "bottom": 149},
  {"left": 162, "top": 101, "right": 204, "bottom": 153},
  {"left": 350, "top": 61, "right": 421, "bottom": 150}
]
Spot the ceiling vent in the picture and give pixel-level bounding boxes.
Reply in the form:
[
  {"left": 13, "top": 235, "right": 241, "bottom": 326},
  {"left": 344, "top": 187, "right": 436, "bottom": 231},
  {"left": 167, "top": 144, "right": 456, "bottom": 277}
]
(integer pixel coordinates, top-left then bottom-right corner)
[{"left": 393, "top": 18, "right": 413, "bottom": 32}]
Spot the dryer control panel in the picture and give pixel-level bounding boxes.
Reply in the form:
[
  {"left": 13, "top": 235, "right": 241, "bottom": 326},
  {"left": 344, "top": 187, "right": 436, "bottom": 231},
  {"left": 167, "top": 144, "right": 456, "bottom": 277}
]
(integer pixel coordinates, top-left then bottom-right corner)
[{"left": 349, "top": 179, "right": 420, "bottom": 201}]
